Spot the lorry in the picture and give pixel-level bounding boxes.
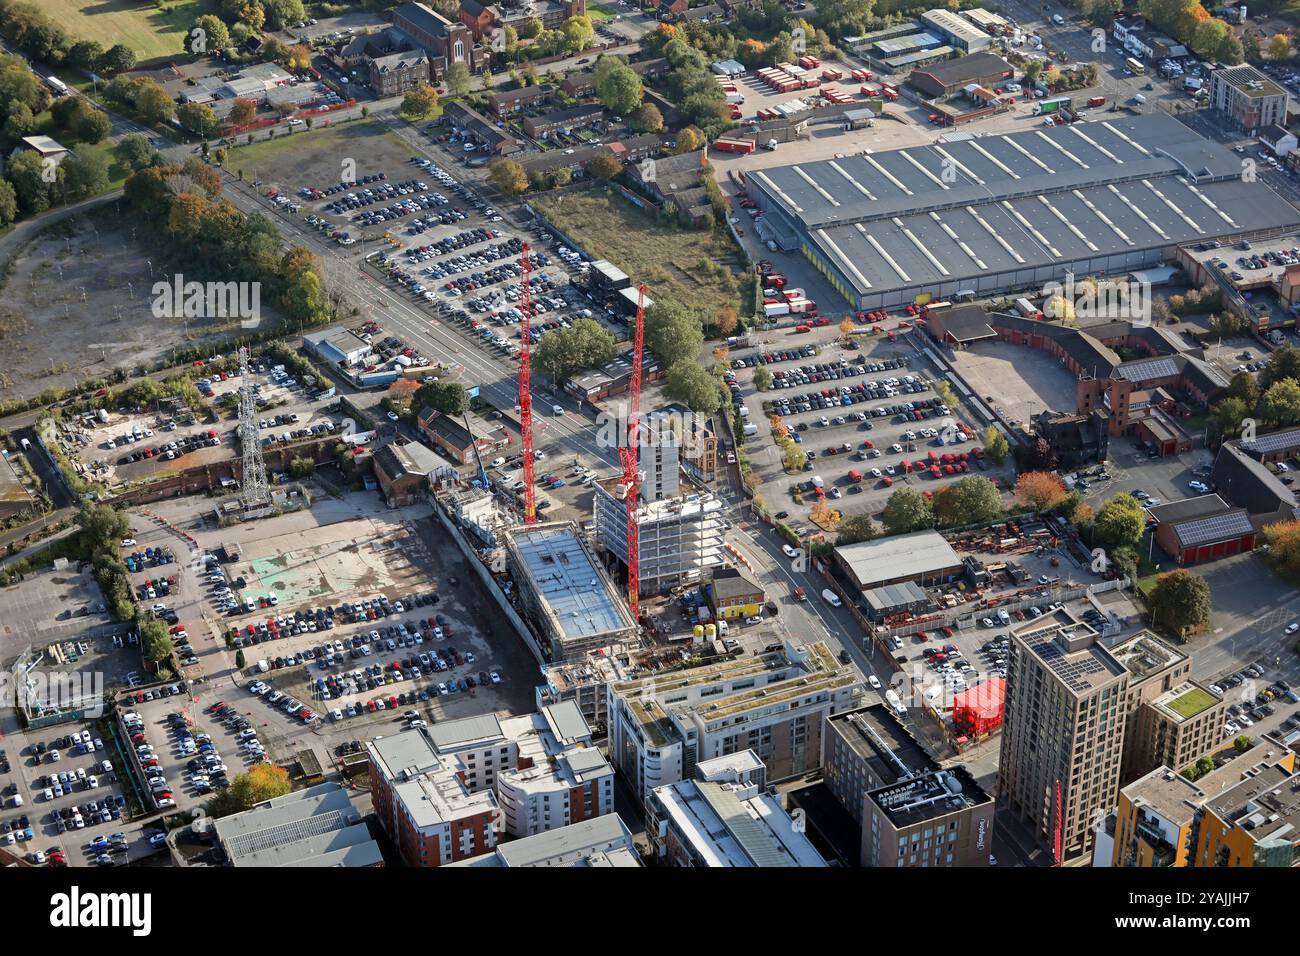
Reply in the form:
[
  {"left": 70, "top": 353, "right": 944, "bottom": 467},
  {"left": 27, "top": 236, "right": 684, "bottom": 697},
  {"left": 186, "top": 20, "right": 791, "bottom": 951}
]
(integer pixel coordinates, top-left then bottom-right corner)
[
  {"left": 884, "top": 689, "right": 907, "bottom": 715},
  {"left": 1032, "top": 96, "right": 1070, "bottom": 115},
  {"left": 714, "top": 137, "right": 756, "bottom": 154},
  {"left": 1086, "top": 95, "right": 1106, "bottom": 108},
  {"left": 763, "top": 301, "right": 791, "bottom": 318}
]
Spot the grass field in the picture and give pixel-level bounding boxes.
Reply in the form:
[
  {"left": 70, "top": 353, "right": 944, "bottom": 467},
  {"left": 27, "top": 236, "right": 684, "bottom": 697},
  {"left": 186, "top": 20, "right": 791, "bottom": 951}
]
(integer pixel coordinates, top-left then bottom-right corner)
[
  {"left": 533, "top": 187, "right": 745, "bottom": 317},
  {"left": 42, "top": 0, "right": 202, "bottom": 62},
  {"left": 224, "top": 119, "right": 413, "bottom": 184}
]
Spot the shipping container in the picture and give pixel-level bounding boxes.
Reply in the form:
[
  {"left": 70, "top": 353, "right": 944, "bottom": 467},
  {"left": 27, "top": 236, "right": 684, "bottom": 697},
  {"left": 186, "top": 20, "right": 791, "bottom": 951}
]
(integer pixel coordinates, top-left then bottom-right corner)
[{"left": 713, "top": 137, "right": 756, "bottom": 153}]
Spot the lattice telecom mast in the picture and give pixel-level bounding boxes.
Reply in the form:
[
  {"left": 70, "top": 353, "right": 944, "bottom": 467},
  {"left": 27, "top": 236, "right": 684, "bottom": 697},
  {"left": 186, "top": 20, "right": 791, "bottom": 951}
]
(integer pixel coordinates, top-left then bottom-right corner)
[
  {"left": 519, "top": 243, "right": 537, "bottom": 524},
  {"left": 619, "top": 284, "right": 648, "bottom": 619},
  {"left": 238, "top": 346, "right": 272, "bottom": 518}
]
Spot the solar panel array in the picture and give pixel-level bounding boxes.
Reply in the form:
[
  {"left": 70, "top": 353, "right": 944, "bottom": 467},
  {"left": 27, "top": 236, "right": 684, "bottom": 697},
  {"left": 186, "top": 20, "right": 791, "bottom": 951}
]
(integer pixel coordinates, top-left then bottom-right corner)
[
  {"left": 1029, "top": 635, "right": 1110, "bottom": 693},
  {"left": 1116, "top": 357, "right": 1179, "bottom": 383},
  {"left": 1241, "top": 428, "right": 1300, "bottom": 456},
  {"left": 1174, "top": 510, "right": 1254, "bottom": 549}
]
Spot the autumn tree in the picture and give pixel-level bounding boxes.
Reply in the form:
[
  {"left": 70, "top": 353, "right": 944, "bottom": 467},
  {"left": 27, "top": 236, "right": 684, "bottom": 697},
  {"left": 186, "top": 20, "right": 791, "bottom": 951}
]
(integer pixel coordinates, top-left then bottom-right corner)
[
  {"left": 488, "top": 158, "right": 528, "bottom": 196},
  {"left": 1015, "top": 471, "right": 1067, "bottom": 512},
  {"left": 983, "top": 426, "right": 1010, "bottom": 464}
]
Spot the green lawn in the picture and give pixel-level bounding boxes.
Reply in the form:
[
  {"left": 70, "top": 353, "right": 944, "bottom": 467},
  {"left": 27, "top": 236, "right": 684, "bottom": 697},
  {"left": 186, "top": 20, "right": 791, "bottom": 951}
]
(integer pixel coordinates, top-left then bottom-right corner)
[
  {"left": 588, "top": 4, "right": 617, "bottom": 21},
  {"left": 40, "top": 0, "right": 202, "bottom": 63},
  {"left": 1166, "top": 686, "right": 1217, "bottom": 719}
]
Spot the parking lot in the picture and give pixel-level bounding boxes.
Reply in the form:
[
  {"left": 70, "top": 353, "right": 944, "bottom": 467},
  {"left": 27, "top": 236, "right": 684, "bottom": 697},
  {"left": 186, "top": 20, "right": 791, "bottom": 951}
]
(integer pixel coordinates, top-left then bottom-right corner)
[{"left": 730, "top": 326, "right": 1012, "bottom": 524}]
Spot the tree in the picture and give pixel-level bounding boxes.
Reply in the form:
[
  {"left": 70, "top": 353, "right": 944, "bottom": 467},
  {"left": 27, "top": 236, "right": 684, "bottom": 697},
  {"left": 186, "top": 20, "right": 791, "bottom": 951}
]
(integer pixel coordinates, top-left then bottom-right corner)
[
  {"left": 132, "top": 79, "right": 176, "bottom": 125},
  {"left": 1226, "top": 370, "right": 1260, "bottom": 408},
  {"left": 882, "top": 486, "right": 935, "bottom": 535},
  {"left": 177, "top": 101, "right": 218, "bottom": 137},
  {"left": 664, "top": 361, "right": 720, "bottom": 413},
  {"left": 98, "top": 44, "right": 137, "bottom": 75},
  {"left": 1015, "top": 471, "right": 1067, "bottom": 512},
  {"left": 836, "top": 514, "right": 878, "bottom": 545},
  {"left": 262, "top": 0, "right": 307, "bottom": 31},
  {"left": 6, "top": 150, "right": 51, "bottom": 215},
  {"left": 713, "top": 305, "right": 739, "bottom": 337},
  {"left": 488, "top": 158, "right": 527, "bottom": 196},
  {"left": 1260, "top": 379, "right": 1300, "bottom": 426},
  {"left": 1214, "top": 397, "right": 1250, "bottom": 444},
  {"left": 1263, "top": 519, "right": 1300, "bottom": 580},
  {"left": 1, "top": 101, "right": 34, "bottom": 141},
  {"left": 585, "top": 151, "right": 621, "bottom": 180},
  {"left": 61, "top": 146, "right": 109, "bottom": 200},
  {"left": 521, "top": 18, "right": 544, "bottom": 40},
  {"left": 75, "top": 107, "right": 112, "bottom": 144},
  {"left": 596, "top": 63, "right": 643, "bottom": 116},
  {"left": 634, "top": 102, "right": 664, "bottom": 133},
  {"left": 1234, "top": 734, "right": 1253, "bottom": 753},
  {"left": 234, "top": 649, "right": 246, "bottom": 669},
  {"left": 1110, "top": 545, "right": 1139, "bottom": 582},
  {"left": 68, "top": 40, "right": 104, "bottom": 71},
  {"left": 0, "top": 180, "right": 16, "bottom": 227},
  {"left": 229, "top": 97, "right": 257, "bottom": 127},
  {"left": 116, "top": 133, "right": 162, "bottom": 172},
  {"left": 412, "top": 381, "right": 469, "bottom": 417},
  {"left": 934, "top": 476, "right": 1003, "bottom": 528},
  {"left": 753, "top": 366, "right": 773, "bottom": 391},
  {"left": 400, "top": 83, "right": 441, "bottom": 121},
  {"left": 1194, "top": 755, "right": 1215, "bottom": 778},
  {"left": 1148, "top": 569, "right": 1211, "bottom": 638},
  {"left": 1262, "top": 345, "right": 1300, "bottom": 390},
  {"left": 780, "top": 437, "right": 806, "bottom": 471},
  {"left": 983, "top": 425, "right": 1009, "bottom": 465},
  {"left": 533, "top": 318, "right": 617, "bottom": 380},
  {"left": 646, "top": 299, "right": 704, "bottom": 367},
  {"left": 445, "top": 62, "right": 472, "bottom": 97},
  {"left": 193, "top": 14, "right": 232, "bottom": 53},
  {"left": 1094, "top": 493, "right": 1145, "bottom": 551},
  {"left": 562, "top": 15, "right": 595, "bottom": 54},
  {"left": 674, "top": 126, "right": 706, "bottom": 154},
  {"left": 207, "top": 763, "right": 292, "bottom": 818}
]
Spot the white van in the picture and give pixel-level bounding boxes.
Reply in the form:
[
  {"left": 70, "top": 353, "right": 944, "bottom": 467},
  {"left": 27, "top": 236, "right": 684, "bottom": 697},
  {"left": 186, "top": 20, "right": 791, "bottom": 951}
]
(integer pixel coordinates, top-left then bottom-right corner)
[
  {"left": 822, "top": 589, "right": 842, "bottom": 608},
  {"left": 552, "top": 404, "right": 564, "bottom": 416},
  {"left": 997, "top": 608, "right": 1011, "bottom": 625}
]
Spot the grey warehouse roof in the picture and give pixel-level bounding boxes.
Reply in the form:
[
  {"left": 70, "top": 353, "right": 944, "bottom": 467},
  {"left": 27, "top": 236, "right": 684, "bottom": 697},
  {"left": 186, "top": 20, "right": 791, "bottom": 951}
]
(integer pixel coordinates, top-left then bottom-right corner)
[
  {"left": 837, "top": 530, "right": 961, "bottom": 587},
  {"left": 749, "top": 113, "right": 1300, "bottom": 301}
]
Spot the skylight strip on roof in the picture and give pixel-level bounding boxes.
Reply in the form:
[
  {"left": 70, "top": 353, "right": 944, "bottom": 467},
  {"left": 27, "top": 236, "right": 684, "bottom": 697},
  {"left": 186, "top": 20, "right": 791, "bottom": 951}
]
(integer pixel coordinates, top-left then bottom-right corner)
[
  {"left": 1038, "top": 195, "right": 1098, "bottom": 251},
  {"left": 857, "top": 224, "right": 910, "bottom": 282},
  {"left": 817, "top": 228, "right": 872, "bottom": 290},
  {"left": 1067, "top": 126, "right": 1122, "bottom": 164},
  {"left": 753, "top": 170, "right": 802, "bottom": 214},
  {"left": 1071, "top": 189, "right": 1133, "bottom": 245},
  {"left": 1100, "top": 122, "right": 1150, "bottom": 156},
  {"left": 1000, "top": 201, "right": 1061, "bottom": 257},
  {"left": 895, "top": 217, "right": 952, "bottom": 274},
  {"left": 968, "top": 141, "right": 1020, "bottom": 180},
  {"left": 1033, "top": 130, "right": 1089, "bottom": 169},
  {"left": 1178, "top": 179, "right": 1239, "bottom": 228},
  {"left": 792, "top": 165, "right": 839, "bottom": 207},
  {"left": 862, "top": 154, "right": 914, "bottom": 196},
  {"left": 828, "top": 160, "right": 877, "bottom": 201},
  {"left": 1141, "top": 179, "right": 1203, "bottom": 233},
  {"left": 932, "top": 146, "right": 985, "bottom": 185},
  {"left": 1003, "top": 135, "right": 1054, "bottom": 174},
  {"left": 961, "top": 208, "right": 1025, "bottom": 263},
  {"left": 898, "top": 149, "right": 950, "bottom": 190},
  {"left": 1106, "top": 184, "right": 1169, "bottom": 240}
]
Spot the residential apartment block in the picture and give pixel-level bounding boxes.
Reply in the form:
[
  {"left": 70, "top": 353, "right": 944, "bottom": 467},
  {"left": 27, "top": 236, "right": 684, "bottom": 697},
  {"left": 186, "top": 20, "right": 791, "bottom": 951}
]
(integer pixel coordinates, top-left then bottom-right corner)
[{"left": 608, "top": 640, "right": 863, "bottom": 806}]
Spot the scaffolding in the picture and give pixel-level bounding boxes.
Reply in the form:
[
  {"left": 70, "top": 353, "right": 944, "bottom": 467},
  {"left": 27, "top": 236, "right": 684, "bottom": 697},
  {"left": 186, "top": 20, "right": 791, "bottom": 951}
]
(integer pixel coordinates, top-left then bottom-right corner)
[{"left": 238, "top": 346, "right": 273, "bottom": 519}]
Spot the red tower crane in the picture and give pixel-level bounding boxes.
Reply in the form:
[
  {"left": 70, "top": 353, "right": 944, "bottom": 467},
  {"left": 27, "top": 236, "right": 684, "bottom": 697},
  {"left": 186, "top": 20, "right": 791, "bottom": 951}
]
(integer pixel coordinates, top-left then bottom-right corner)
[
  {"left": 519, "top": 242, "right": 537, "bottom": 524},
  {"left": 619, "top": 284, "right": 648, "bottom": 619}
]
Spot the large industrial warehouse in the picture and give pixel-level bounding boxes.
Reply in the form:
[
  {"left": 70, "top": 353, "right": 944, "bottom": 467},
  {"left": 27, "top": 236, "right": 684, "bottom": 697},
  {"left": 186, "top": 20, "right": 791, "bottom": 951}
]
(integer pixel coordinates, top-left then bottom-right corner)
[{"left": 746, "top": 113, "right": 1300, "bottom": 309}]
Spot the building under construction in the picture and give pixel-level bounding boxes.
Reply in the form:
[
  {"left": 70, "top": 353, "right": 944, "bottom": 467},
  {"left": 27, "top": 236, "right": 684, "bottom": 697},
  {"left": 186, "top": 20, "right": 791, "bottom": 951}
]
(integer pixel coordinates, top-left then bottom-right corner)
[{"left": 504, "top": 521, "right": 638, "bottom": 663}]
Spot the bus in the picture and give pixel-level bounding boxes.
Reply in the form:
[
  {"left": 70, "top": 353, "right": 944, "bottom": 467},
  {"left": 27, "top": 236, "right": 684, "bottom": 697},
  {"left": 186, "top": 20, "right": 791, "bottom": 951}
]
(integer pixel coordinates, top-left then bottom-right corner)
[{"left": 1125, "top": 56, "right": 1145, "bottom": 76}]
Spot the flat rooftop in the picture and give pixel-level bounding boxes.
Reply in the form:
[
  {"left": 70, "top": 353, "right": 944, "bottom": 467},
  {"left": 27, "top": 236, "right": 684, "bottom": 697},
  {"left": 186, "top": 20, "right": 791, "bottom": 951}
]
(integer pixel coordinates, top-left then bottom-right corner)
[
  {"left": 1121, "top": 766, "right": 1207, "bottom": 826},
  {"left": 1205, "top": 763, "right": 1300, "bottom": 847},
  {"left": 1110, "top": 630, "right": 1187, "bottom": 681},
  {"left": 1155, "top": 683, "right": 1221, "bottom": 722},
  {"left": 508, "top": 522, "right": 635, "bottom": 643},
  {"left": 837, "top": 529, "right": 962, "bottom": 587},
  {"left": 867, "top": 765, "right": 991, "bottom": 830},
  {"left": 1015, "top": 623, "right": 1127, "bottom": 696},
  {"left": 653, "top": 779, "right": 826, "bottom": 866},
  {"left": 829, "top": 704, "right": 936, "bottom": 785},
  {"left": 749, "top": 113, "right": 1300, "bottom": 301}
]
